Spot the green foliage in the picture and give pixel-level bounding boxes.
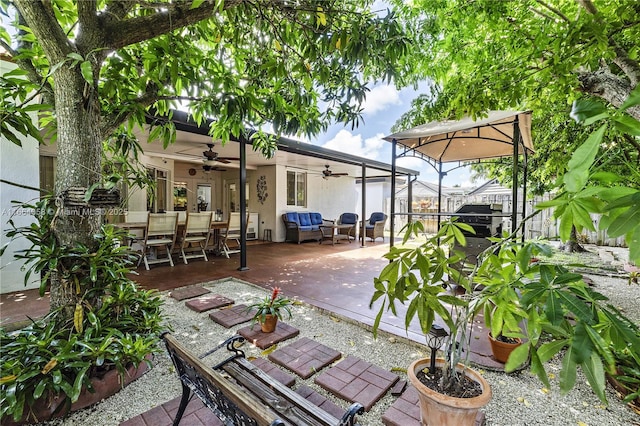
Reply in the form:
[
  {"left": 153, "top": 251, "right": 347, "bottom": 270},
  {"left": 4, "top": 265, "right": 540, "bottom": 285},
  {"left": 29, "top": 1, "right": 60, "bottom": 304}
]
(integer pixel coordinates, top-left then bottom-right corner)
[
  {"left": 4, "top": 1, "right": 418, "bottom": 151},
  {"left": 0, "top": 197, "right": 165, "bottom": 422},
  {"left": 2, "top": 197, "right": 139, "bottom": 297},
  {"left": 536, "top": 94, "right": 640, "bottom": 266},
  {"left": 0, "top": 281, "right": 163, "bottom": 422},
  {"left": 372, "top": 219, "right": 640, "bottom": 402}
]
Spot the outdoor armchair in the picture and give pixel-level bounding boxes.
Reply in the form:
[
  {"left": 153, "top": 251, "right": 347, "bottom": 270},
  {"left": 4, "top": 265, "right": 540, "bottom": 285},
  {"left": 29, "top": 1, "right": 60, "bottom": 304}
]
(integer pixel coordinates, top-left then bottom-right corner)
[
  {"left": 362, "top": 212, "right": 387, "bottom": 242},
  {"left": 337, "top": 212, "right": 358, "bottom": 241}
]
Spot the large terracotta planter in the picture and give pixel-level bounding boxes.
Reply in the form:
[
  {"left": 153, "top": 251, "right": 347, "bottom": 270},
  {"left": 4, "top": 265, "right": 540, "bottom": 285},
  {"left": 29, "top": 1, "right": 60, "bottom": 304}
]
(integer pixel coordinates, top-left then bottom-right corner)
[
  {"left": 4, "top": 358, "right": 150, "bottom": 426},
  {"left": 260, "top": 314, "right": 278, "bottom": 333},
  {"left": 407, "top": 358, "right": 492, "bottom": 426},
  {"left": 488, "top": 332, "right": 522, "bottom": 364}
]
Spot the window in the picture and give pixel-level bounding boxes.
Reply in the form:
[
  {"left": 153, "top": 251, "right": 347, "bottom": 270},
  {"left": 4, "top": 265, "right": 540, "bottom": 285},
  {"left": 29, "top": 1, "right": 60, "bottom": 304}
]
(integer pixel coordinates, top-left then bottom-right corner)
[
  {"left": 147, "top": 168, "right": 168, "bottom": 212},
  {"left": 287, "top": 171, "right": 306, "bottom": 207}
]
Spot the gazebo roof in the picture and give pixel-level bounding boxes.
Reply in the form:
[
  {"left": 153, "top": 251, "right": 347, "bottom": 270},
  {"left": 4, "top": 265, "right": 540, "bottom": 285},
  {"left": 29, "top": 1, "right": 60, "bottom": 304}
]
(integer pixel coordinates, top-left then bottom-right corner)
[{"left": 384, "top": 110, "right": 533, "bottom": 163}]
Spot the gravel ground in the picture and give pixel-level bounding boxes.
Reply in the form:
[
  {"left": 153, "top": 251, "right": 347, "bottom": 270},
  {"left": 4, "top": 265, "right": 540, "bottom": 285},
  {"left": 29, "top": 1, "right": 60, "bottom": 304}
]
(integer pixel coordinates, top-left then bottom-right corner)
[{"left": 44, "top": 275, "right": 639, "bottom": 426}]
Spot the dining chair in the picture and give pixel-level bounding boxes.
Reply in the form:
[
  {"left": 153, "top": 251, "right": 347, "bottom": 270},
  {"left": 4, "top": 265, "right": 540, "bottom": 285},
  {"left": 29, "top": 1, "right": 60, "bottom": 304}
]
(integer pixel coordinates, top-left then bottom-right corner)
[
  {"left": 140, "top": 212, "right": 178, "bottom": 270},
  {"left": 178, "top": 212, "right": 212, "bottom": 264},
  {"left": 219, "top": 213, "right": 242, "bottom": 258}
]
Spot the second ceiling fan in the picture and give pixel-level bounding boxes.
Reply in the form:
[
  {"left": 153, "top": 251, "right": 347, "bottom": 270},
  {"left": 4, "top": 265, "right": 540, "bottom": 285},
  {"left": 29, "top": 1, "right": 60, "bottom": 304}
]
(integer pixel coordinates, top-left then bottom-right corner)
[{"left": 322, "top": 165, "right": 348, "bottom": 179}]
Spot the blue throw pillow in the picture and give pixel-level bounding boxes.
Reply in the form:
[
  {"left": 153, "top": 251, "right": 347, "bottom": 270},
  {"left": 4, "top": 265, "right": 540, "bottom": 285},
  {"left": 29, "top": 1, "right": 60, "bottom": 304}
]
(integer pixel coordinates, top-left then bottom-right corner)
[
  {"left": 299, "top": 212, "right": 312, "bottom": 226},
  {"left": 310, "top": 212, "right": 323, "bottom": 225},
  {"left": 369, "top": 212, "right": 385, "bottom": 225},
  {"left": 341, "top": 213, "right": 357, "bottom": 224},
  {"left": 285, "top": 212, "right": 300, "bottom": 224}
]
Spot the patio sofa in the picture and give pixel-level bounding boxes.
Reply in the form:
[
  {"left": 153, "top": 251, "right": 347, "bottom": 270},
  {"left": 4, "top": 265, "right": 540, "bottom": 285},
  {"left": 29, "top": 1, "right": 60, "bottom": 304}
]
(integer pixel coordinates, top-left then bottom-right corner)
[{"left": 282, "top": 212, "right": 332, "bottom": 243}]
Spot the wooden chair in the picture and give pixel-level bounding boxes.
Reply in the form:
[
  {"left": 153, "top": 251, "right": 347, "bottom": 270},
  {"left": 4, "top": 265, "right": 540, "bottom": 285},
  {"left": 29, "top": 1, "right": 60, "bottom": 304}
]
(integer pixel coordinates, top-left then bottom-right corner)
[
  {"left": 219, "top": 213, "right": 241, "bottom": 258},
  {"left": 140, "top": 212, "right": 178, "bottom": 270},
  {"left": 177, "top": 212, "right": 212, "bottom": 264}
]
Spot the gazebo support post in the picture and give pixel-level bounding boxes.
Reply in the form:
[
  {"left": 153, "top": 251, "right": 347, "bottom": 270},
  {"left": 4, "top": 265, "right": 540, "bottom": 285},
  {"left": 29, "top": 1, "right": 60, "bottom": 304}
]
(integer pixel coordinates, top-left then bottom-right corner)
[{"left": 511, "top": 119, "right": 521, "bottom": 235}]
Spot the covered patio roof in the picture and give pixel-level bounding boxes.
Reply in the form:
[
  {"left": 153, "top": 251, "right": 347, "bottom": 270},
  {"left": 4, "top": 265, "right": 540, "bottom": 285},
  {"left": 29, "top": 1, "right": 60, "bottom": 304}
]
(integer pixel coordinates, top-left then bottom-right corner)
[{"left": 142, "top": 110, "right": 419, "bottom": 179}]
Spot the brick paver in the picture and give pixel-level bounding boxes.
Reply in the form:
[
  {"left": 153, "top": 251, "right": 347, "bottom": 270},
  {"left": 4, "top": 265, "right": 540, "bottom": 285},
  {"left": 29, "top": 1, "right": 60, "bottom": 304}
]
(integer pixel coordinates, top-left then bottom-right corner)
[
  {"left": 209, "top": 304, "right": 255, "bottom": 328},
  {"left": 120, "top": 396, "right": 221, "bottom": 426},
  {"left": 295, "top": 384, "right": 347, "bottom": 420},
  {"left": 251, "top": 357, "right": 296, "bottom": 387},
  {"left": 169, "top": 286, "right": 210, "bottom": 301},
  {"left": 184, "top": 294, "right": 234, "bottom": 313},
  {"left": 268, "top": 337, "right": 341, "bottom": 379},
  {"left": 381, "top": 386, "right": 486, "bottom": 426},
  {"left": 314, "top": 355, "right": 398, "bottom": 411},
  {"left": 237, "top": 321, "right": 300, "bottom": 349}
]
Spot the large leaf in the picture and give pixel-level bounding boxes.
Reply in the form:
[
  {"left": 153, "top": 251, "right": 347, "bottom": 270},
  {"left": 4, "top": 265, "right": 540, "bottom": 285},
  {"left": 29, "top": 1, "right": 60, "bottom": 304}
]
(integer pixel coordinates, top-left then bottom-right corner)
[
  {"left": 620, "top": 83, "right": 640, "bottom": 110},
  {"left": 563, "top": 125, "right": 606, "bottom": 193},
  {"left": 559, "top": 347, "right": 577, "bottom": 394},
  {"left": 581, "top": 353, "right": 607, "bottom": 404},
  {"left": 570, "top": 99, "right": 608, "bottom": 123}
]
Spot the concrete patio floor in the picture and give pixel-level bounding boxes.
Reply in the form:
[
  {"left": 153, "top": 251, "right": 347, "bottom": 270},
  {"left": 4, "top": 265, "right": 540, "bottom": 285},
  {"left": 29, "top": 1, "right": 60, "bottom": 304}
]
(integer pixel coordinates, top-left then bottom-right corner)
[{"left": 0, "top": 238, "right": 503, "bottom": 368}]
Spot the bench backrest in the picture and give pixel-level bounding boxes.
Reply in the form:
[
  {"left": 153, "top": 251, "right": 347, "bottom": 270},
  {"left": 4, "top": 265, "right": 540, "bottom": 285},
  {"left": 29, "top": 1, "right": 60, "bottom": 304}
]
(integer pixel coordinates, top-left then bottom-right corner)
[{"left": 162, "top": 333, "right": 282, "bottom": 426}]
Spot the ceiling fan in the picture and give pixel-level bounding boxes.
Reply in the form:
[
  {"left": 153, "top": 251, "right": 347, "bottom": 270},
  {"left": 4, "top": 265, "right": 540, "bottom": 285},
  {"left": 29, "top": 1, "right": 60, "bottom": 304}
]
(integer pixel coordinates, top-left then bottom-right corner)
[
  {"left": 202, "top": 143, "right": 239, "bottom": 165},
  {"left": 322, "top": 165, "right": 348, "bottom": 179}
]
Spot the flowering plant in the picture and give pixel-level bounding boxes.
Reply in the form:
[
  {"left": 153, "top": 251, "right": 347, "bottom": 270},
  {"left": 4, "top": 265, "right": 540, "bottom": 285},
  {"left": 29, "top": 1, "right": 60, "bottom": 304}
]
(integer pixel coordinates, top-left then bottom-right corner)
[{"left": 247, "top": 287, "right": 293, "bottom": 324}]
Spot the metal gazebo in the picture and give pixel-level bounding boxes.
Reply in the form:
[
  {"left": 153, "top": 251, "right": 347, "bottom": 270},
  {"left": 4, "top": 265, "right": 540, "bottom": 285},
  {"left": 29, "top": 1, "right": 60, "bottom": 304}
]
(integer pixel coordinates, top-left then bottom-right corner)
[{"left": 384, "top": 110, "right": 534, "bottom": 246}]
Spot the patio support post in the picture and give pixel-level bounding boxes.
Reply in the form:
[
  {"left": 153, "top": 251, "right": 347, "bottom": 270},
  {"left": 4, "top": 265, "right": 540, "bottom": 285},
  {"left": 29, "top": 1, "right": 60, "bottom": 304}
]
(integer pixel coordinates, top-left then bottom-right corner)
[
  {"left": 390, "top": 139, "right": 397, "bottom": 249},
  {"left": 361, "top": 162, "right": 366, "bottom": 247},
  {"left": 238, "top": 134, "right": 248, "bottom": 271},
  {"left": 511, "top": 119, "right": 521, "bottom": 235},
  {"left": 437, "top": 162, "right": 444, "bottom": 230},
  {"left": 407, "top": 174, "right": 413, "bottom": 229}
]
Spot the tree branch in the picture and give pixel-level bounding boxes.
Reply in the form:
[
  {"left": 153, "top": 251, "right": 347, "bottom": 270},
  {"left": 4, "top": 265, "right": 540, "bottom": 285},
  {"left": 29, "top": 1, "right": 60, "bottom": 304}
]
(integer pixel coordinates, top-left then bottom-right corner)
[
  {"left": 577, "top": 67, "right": 640, "bottom": 120},
  {"left": 14, "top": 0, "right": 75, "bottom": 63},
  {"left": 534, "top": 0, "right": 570, "bottom": 22},
  {"left": 102, "top": 0, "right": 243, "bottom": 50}
]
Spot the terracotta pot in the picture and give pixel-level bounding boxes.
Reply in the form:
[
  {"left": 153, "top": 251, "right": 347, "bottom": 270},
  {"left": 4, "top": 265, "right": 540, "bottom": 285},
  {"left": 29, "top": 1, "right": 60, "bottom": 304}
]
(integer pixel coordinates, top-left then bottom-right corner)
[
  {"left": 260, "top": 314, "right": 278, "bottom": 333},
  {"left": 407, "top": 358, "right": 492, "bottom": 426},
  {"left": 488, "top": 332, "right": 522, "bottom": 364},
  {"left": 4, "top": 357, "right": 151, "bottom": 426}
]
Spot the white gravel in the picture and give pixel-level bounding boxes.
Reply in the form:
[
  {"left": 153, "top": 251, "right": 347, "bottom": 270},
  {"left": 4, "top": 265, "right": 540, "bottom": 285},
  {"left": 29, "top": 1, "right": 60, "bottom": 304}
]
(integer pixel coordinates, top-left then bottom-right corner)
[{"left": 43, "top": 275, "right": 639, "bottom": 426}]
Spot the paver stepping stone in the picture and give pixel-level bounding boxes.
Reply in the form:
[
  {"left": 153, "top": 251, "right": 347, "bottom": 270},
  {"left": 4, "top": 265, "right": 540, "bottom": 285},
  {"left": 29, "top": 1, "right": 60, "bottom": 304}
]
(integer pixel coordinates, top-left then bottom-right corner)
[
  {"left": 268, "top": 337, "right": 341, "bottom": 379},
  {"left": 237, "top": 322, "right": 300, "bottom": 349},
  {"left": 295, "top": 385, "right": 347, "bottom": 420},
  {"left": 251, "top": 358, "right": 296, "bottom": 388},
  {"left": 314, "top": 355, "right": 399, "bottom": 411},
  {"left": 381, "top": 386, "right": 485, "bottom": 426},
  {"left": 170, "top": 286, "right": 210, "bottom": 301},
  {"left": 209, "top": 304, "right": 255, "bottom": 328},
  {"left": 185, "top": 294, "right": 234, "bottom": 313}
]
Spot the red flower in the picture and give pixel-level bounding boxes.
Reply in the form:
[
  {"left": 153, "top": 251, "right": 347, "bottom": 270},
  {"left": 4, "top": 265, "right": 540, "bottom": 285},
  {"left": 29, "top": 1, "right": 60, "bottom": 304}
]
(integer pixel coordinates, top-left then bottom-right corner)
[{"left": 270, "top": 287, "right": 281, "bottom": 306}]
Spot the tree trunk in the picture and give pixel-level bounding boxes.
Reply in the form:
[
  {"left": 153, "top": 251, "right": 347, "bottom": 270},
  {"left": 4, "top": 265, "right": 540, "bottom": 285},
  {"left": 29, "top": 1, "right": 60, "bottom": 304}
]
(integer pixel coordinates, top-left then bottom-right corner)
[
  {"left": 50, "top": 65, "right": 103, "bottom": 316},
  {"left": 563, "top": 225, "right": 586, "bottom": 253}
]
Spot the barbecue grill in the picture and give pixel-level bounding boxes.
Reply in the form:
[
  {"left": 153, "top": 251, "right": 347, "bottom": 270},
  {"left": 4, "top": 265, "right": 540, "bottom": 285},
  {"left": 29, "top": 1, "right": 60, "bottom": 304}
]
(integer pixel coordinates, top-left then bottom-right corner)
[{"left": 454, "top": 203, "right": 504, "bottom": 267}]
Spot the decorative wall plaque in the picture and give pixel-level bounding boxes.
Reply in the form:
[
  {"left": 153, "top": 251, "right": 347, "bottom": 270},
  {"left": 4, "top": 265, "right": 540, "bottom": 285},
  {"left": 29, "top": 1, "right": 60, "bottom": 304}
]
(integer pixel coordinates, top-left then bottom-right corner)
[{"left": 257, "top": 175, "right": 268, "bottom": 204}]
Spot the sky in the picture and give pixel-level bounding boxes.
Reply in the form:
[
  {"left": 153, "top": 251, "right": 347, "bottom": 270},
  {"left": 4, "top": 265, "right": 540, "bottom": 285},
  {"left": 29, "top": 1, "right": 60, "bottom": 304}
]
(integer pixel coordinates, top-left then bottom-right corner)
[{"left": 314, "top": 81, "right": 476, "bottom": 188}]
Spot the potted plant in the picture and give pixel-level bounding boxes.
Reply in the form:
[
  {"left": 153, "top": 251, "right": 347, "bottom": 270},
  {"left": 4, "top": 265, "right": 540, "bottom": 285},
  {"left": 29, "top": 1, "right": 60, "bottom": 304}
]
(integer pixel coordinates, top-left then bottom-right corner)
[
  {"left": 371, "top": 218, "right": 640, "bottom": 426},
  {"left": 247, "top": 287, "right": 292, "bottom": 333}
]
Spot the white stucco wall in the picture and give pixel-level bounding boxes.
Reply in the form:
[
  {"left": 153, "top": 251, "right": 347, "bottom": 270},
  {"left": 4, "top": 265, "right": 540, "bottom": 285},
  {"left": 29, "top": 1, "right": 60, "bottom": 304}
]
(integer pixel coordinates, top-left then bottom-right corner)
[{"left": 1, "top": 59, "right": 41, "bottom": 294}]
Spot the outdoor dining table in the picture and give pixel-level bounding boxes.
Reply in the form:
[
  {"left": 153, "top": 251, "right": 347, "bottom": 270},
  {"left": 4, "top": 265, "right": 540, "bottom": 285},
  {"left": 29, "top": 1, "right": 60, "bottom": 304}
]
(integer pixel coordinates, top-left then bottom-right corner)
[
  {"left": 319, "top": 223, "right": 354, "bottom": 245},
  {"left": 116, "top": 220, "right": 228, "bottom": 255}
]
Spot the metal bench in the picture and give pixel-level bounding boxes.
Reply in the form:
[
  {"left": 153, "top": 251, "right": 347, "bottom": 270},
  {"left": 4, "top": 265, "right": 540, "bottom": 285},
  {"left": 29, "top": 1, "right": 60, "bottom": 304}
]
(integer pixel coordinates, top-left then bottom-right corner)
[{"left": 162, "top": 333, "right": 364, "bottom": 426}]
